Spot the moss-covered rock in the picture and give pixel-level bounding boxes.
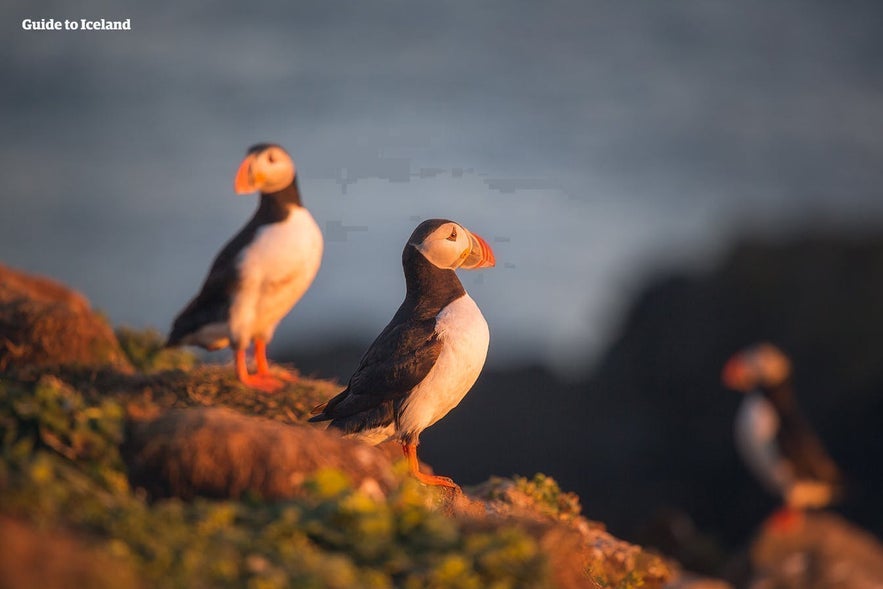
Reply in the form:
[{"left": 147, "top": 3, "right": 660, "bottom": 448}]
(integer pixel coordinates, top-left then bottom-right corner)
[
  {"left": 0, "top": 361, "right": 680, "bottom": 588},
  {"left": 0, "top": 267, "right": 683, "bottom": 589},
  {"left": 474, "top": 473, "right": 583, "bottom": 523},
  {"left": 116, "top": 326, "right": 198, "bottom": 373},
  {"left": 1, "top": 374, "right": 554, "bottom": 588}
]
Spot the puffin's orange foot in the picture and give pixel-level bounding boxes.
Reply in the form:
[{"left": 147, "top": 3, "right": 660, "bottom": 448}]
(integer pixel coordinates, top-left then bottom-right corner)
[
  {"left": 238, "top": 373, "right": 284, "bottom": 393},
  {"left": 413, "top": 471, "right": 461, "bottom": 492},
  {"left": 401, "top": 442, "right": 461, "bottom": 491}
]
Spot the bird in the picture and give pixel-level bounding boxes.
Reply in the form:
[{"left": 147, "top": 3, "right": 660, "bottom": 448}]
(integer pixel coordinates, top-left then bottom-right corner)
[
  {"left": 166, "top": 143, "right": 323, "bottom": 392},
  {"left": 309, "top": 219, "right": 495, "bottom": 490},
  {"left": 722, "top": 343, "right": 843, "bottom": 524}
]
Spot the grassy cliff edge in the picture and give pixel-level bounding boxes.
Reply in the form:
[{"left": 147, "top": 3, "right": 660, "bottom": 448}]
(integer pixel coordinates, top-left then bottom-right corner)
[{"left": 0, "top": 265, "right": 674, "bottom": 589}]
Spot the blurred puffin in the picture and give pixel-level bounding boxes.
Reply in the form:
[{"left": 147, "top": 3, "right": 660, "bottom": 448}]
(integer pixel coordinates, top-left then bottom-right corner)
[
  {"left": 310, "top": 219, "right": 495, "bottom": 490},
  {"left": 722, "top": 343, "right": 842, "bottom": 519},
  {"left": 167, "top": 143, "right": 323, "bottom": 392}
]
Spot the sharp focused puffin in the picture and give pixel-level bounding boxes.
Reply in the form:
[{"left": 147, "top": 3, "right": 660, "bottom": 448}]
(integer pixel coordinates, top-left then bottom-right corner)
[
  {"left": 722, "top": 343, "right": 843, "bottom": 515},
  {"left": 309, "top": 219, "right": 495, "bottom": 490},
  {"left": 166, "top": 143, "right": 323, "bottom": 392}
]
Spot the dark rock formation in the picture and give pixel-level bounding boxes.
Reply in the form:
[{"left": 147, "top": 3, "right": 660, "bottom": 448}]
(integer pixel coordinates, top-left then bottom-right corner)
[{"left": 578, "top": 234, "right": 883, "bottom": 547}]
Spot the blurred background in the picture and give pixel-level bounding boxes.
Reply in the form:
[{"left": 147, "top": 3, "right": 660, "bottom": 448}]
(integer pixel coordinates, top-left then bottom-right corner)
[{"left": 3, "top": 0, "right": 883, "bottom": 571}]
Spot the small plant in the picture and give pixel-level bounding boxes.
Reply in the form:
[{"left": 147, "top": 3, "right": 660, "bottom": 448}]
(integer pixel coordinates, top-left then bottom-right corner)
[
  {"left": 116, "top": 326, "right": 197, "bottom": 373},
  {"left": 513, "top": 473, "right": 582, "bottom": 521},
  {"left": 480, "top": 473, "right": 583, "bottom": 522}
]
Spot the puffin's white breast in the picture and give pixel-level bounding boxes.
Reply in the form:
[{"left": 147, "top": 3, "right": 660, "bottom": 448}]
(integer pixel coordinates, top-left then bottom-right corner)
[
  {"left": 397, "top": 293, "right": 489, "bottom": 439},
  {"left": 735, "top": 393, "right": 793, "bottom": 495},
  {"left": 230, "top": 207, "right": 323, "bottom": 341}
]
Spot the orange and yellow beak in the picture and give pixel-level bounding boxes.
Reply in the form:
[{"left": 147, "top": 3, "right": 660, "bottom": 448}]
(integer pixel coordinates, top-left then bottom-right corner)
[
  {"left": 460, "top": 231, "right": 496, "bottom": 269},
  {"left": 234, "top": 153, "right": 262, "bottom": 194},
  {"left": 721, "top": 355, "right": 753, "bottom": 392}
]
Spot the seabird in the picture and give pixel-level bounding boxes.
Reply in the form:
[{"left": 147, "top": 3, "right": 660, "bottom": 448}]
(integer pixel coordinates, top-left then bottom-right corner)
[
  {"left": 722, "top": 343, "right": 842, "bottom": 517},
  {"left": 310, "top": 219, "right": 495, "bottom": 490},
  {"left": 167, "top": 143, "right": 323, "bottom": 392}
]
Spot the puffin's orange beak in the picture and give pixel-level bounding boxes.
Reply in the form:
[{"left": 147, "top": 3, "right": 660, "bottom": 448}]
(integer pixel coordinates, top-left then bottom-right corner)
[
  {"left": 460, "top": 231, "right": 496, "bottom": 269},
  {"left": 722, "top": 355, "right": 753, "bottom": 392},
  {"left": 234, "top": 153, "right": 258, "bottom": 194}
]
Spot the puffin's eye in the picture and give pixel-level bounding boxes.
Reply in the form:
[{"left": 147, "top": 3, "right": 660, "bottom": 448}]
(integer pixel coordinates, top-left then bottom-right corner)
[{"left": 447, "top": 227, "right": 457, "bottom": 241}]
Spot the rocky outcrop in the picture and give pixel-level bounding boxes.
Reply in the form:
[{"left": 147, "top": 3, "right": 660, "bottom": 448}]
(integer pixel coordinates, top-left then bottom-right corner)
[
  {"left": 746, "top": 512, "right": 883, "bottom": 589},
  {"left": 0, "top": 264, "right": 681, "bottom": 589},
  {"left": 0, "top": 516, "right": 142, "bottom": 589},
  {"left": 123, "top": 407, "right": 398, "bottom": 500},
  {"left": 0, "top": 264, "right": 131, "bottom": 372}
]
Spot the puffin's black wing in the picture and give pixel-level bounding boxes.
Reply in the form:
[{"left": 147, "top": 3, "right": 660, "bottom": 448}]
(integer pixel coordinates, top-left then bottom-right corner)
[
  {"left": 778, "top": 414, "right": 843, "bottom": 486},
  {"left": 166, "top": 221, "right": 262, "bottom": 346},
  {"left": 309, "top": 315, "right": 442, "bottom": 433}
]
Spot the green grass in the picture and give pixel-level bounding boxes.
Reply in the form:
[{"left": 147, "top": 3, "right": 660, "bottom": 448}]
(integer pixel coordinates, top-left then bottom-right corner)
[
  {"left": 1, "top": 328, "right": 678, "bottom": 588},
  {"left": 0, "top": 365, "right": 551, "bottom": 588},
  {"left": 115, "top": 327, "right": 198, "bottom": 373}
]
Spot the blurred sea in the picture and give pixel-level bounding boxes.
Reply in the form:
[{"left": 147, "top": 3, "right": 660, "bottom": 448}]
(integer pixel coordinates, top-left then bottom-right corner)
[{"left": 3, "top": 0, "right": 883, "bottom": 372}]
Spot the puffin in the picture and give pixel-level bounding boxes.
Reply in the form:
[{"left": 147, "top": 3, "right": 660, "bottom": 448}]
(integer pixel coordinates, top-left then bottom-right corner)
[
  {"left": 166, "top": 143, "right": 323, "bottom": 392},
  {"left": 722, "top": 343, "right": 843, "bottom": 517},
  {"left": 309, "top": 219, "right": 495, "bottom": 490}
]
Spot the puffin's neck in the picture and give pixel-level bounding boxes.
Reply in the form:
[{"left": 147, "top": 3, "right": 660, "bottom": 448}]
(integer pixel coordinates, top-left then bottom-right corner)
[
  {"left": 761, "top": 377, "right": 798, "bottom": 415},
  {"left": 256, "top": 178, "right": 303, "bottom": 222},
  {"left": 401, "top": 245, "right": 466, "bottom": 318}
]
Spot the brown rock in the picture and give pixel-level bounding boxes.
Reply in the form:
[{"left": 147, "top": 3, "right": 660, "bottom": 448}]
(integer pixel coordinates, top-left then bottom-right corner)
[
  {"left": 0, "top": 516, "right": 141, "bottom": 589},
  {"left": 122, "top": 407, "right": 397, "bottom": 500},
  {"left": 749, "top": 511, "right": 883, "bottom": 589},
  {"left": 438, "top": 485, "right": 672, "bottom": 589},
  {"left": 0, "top": 264, "right": 131, "bottom": 372}
]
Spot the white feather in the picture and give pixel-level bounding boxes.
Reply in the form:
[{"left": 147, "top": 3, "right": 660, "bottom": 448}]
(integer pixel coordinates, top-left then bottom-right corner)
[
  {"left": 735, "top": 393, "right": 794, "bottom": 495},
  {"left": 396, "top": 293, "right": 489, "bottom": 442},
  {"left": 229, "top": 207, "right": 323, "bottom": 344}
]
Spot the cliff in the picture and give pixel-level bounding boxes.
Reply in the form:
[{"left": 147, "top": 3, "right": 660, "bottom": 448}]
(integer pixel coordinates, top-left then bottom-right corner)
[{"left": 0, "top": 264, "right": 683, "bottom": 589}]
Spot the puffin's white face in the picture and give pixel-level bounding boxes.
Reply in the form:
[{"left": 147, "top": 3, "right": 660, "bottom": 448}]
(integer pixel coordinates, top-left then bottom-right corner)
[
  {"left": 722, "top": 343, "right": 792, "bottom": 392},
  {"left": 415, "top": 222, "right": 496, "bottom": 270},
  {"left": 234, "top": 145, "right": 296, "bottom": 194}
]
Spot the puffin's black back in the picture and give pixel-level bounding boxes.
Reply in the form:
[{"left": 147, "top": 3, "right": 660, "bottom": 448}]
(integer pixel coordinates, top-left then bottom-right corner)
[{"left": 765, "top": 380, "right": 843, "bottom": 487}]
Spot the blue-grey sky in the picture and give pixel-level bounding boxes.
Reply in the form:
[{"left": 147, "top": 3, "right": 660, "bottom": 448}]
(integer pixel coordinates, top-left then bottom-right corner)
[{"left": 2, "top": 1, "right": 883, "bottom": 371}]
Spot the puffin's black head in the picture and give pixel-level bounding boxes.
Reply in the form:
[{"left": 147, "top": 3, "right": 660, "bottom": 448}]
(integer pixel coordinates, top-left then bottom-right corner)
[
  {"left": 234, "top": 143, "right": 296, "bottom": 194},
  {"left": 722, "top": 342, "right": 792, "bottom": 393},
  {"left": 407, "top": 219, "right": 496, "bottom": 270}
]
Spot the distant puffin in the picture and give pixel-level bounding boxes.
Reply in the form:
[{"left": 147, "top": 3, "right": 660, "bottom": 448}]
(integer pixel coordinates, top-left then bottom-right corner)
[
  {"left": 722, "top": 343, "right": 842, "bottom": 513},
  {"left": 310, "top": 219, "right": 495, "bottom": 490},
  {"left": 167, "top": 143, "right": 323, "bottom": 392}
]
